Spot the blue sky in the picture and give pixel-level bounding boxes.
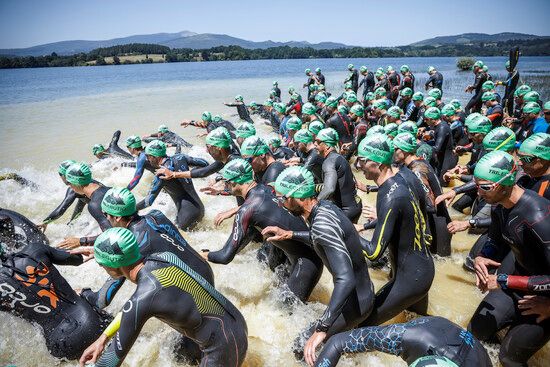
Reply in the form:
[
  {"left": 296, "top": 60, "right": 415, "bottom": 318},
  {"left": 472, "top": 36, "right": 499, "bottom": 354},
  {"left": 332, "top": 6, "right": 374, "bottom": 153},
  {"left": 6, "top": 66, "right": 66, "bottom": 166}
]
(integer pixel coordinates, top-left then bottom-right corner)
[{"left": 0, "top": 0, "right": 549, "bottom": 48}]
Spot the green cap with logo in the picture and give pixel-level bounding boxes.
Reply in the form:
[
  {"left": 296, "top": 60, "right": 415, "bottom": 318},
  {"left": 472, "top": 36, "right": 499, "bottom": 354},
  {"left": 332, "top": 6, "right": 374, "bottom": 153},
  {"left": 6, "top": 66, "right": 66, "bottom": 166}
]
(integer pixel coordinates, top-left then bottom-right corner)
[
  {"left": 424, "top": 96, "right": 437, "bottom": 107},
  {"left": 58, "top": 159, "right": 77, "bottom": 176},
  {"left": 387, "top": 106, "right": 402, "bottom": 119},
  {"left": 359, "top": 65, "right": 368, "bottom": 73},
  {"left": 474, "top": 150, "right": 516, "bottom": 186},
  {"left": 400, "top": 87, "right": 413, "bottom": 97},
  {"left": 325, "top": 96, "right": 338, "bottom": 108},
  {"left": 398, "top": 121, "right": 418, "bottom": 136},
  {"left": 274, "top": 166, "right": 316, "bottom": 199},
  {"left": 400, "top": 65, "right": 410, "bottom": 73},
  {"left": 286, "top": 117, "right": 303, "bottom": 131},
  {"left": 316, "top": 128, "right": 339, "bottom": 147},
  {"left": 144, "top": 139, "right": 167, "bottom": 157},
  {"left": 428, "top": 88, "right": 442, "bottom": 100},
  {"left": 523, "top": 101, "right": 541, "bottom": 114},
  {"left": 514, "top": 84, "right": 531, "bottom": 97},
  {"left": 206, "top": 127, "right": 232, "bottom": 148},
  {"left": 450, "top": 99, "right": 462, "bottom": 110},
  {"left": 92, "top": 144, "right": 105, "bottom": 156},
  {"left": 235, "top": 95, "right": 244, "bottom": 102},
  {"left": 221, "top": 158, "right": 254, "bottom": 184},
  {"left": 441, "top": 103, "right": 457, "bottom": 117},
  {"left": 482, "top": 127, "right": 516, "bottom": 152},
  {"left": 202, "top": 111, "right": 212, "bottom": 122},
  {"left": 393, "top": 132, "right": 418, "bottom": 153},
  {"left": 125, "top": 135, "right": 142, "bottom": 149},
  {"left": 427, "top": 66, "right": 436, "bottom": 74},
  {"left": 308, "top": 120, "right": 325, "bottom": 135},
  {"left": 482, "top": 80, "right": 495, "bottom": 92},
  {"left": 315, "top": 93, "right": 327, "bottom": 103},
  {"left": 482, "top": 91, "right": 496, "bottom": 102},
  {"left": 94, "top": 227, "right": 142, "bottom": 268},
  {"left": 266, "top": 135, "right": 281, "bottom": 148},
  {"left": 367, "top": 125, "right": 386, "bottom": 136},
  {"left": 519, "top": 133, "right": 550, "bottom": 161},
  {"left": 375, "top": 87, "right": 387, "bottom": 97},
  {"left": 358, "top": 133, "right": 394, "bottom": 165},
  {"left": 158, "top": 124, "right": 169, "bottom": 133},
  {"left": 235, "top": 122, "right": 256, "bottom": 138},
  {"left": 424, "top": 107, "right": 441, "bottom": 120},
  {"left": 523, "top": 91, "right": 540, "bottom": 103},
  {"left": 409, "top": 356, "right": 458, "bottom": 367},
  {"left": 365, "top": 92, "right": 375, "bottom": 101},
  {"left": 101, "top": 187, "right": 136, "bottom": 217},
  {"left": 338, "top": 105, "right": 349, "bottom": 115},
  {"left": 213, "top": 115, "right": 222, "bottom": 123},
  {"left": 467, "top": 115, "right": 492, "bottom": 134},
  {"left": 346, "top": 93, "right": 358, "bottom": 103},
  {"left": 65, "top": 162, "right": 92, "bottom": 186},
  {"left": 374, "top": 100, "right": 388, "bottom": 110},
  {"left": 384, "top": 123, "right": 399, "bottom": 137},
  {"left": 412, "top": 92, "right": 424, "bottom": 101},
  {"left": 473, "top": 60, "right": 484, "bottom": 69},
  {"left": 544, "top": 101, "right": 550, "bottom": 110},
  {"left": 302, "top": 102, "right": 317, "bottom": 115},
  {"left": 240, "top": 136, "right": 270, "bottom": 156},
  {"left": 263, "top": 100, "right": 274, "bottom": 107},
  {"left": 350, "top": 104, "right": 364, "bottom": 117},
  {"left": 294, "top": 129, "right": 314, "bottom": 144},
  {"left": 274, "top": 102, "right": 286, "bottom": 114}
]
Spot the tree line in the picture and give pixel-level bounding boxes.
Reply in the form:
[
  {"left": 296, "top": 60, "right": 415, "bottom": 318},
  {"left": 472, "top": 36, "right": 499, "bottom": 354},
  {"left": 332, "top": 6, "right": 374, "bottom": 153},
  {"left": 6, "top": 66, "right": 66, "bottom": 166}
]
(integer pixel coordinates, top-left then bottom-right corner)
[{"left": 1, "top": 39, "right": 549, "bottom": 69}]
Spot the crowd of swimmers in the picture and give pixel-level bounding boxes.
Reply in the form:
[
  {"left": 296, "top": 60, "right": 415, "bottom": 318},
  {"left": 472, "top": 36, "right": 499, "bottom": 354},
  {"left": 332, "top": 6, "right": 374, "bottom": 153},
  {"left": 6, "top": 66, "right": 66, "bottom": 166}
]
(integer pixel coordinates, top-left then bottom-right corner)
[{"left": 1, "top": 60, "right": 549, "bottom": 367}]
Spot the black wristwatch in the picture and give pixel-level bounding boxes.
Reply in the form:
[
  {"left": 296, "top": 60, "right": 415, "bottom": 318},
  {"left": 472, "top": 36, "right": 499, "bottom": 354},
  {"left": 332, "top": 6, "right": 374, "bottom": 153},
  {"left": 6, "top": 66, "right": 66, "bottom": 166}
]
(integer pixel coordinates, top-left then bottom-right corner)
[
  {"left": 468, "top": 219, "right": 477, "bottom": 228},
  {"left": 497, "top": 274, "right": 508, "bottom": 289},
  {"left": 315, "top": 321, "right": 329, "bottom": 333},
  {"left": 79, "top": 237, "right": 88, "bottom": 246}
]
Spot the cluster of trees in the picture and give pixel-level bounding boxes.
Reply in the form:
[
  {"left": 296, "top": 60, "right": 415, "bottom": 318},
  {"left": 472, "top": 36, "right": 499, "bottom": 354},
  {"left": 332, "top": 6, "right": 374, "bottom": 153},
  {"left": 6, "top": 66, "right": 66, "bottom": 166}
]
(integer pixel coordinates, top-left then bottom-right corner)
[{"left": 1, "top": 38, "right": 549, "bottom": 69}]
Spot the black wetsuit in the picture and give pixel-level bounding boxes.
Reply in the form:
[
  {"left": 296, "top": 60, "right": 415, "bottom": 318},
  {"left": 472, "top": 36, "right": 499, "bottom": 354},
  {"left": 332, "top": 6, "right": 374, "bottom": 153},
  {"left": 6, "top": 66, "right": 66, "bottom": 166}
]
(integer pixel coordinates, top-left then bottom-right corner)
[
  {"left": 347, "top": 119, "right": 370, "bottom": 159},
  {"left": 88, "top": 185, "right": 112, "bottom": 230},
  {"left": 268, "top": 110, "right": 282, "bottom": 132},
  {"left": 346, "top": 69, "right": 359, "bottom": 93},
  {"left": 273, "top": 86, "right": 281, "bottom": 98},
  {"left": 272, "top": 146, "right": 295, "bottom": 160},
  {"left": 291, "top": 200, "right": 374, "bottom": 355},
  {"left": 425, "top": 71, "right": 444, "bottom": 93},
  {"left": 432, "top": 121, "right": 457, "bottom": 184},
  {"left": 105, "top": 131, "right": 134, "bottom": 160},
  {"left": 387, "top": 72, "right": 401, "bottom": 103},
  {"left": 400, "top": 72, "right": 415, "bottom": 92},
  {"left": 0, "top": 244, "right": 111, "bottom": 360},
  {"left": 208, "top": 184, "right": 323, "bottom": 303},
  {"left": 316, "top": 73, "right": 325, "bottom": 86},
  {"left": 503, "top": 70, "right": 520, "bottom": 113},
  {"left": 93, "top": 252, "right": 248, "bottom": 367},
  {"left": 468, "top": 190, "right": 550, "bottom": 367},
  {"left": 359, "top": 71, "right": 375, "bottom": 98},
  {"left": 317, "top": 151, "right": 362, "bottom": 223},
  {"left": 45, "top": 187, "right": 87, "bottom": 223},
  {"left": 257, "top": 160, "right": 286, "bottom": 186},
  {"left": 123, "top": 152, "right": 156, "bottom": 191},
  {"left": 316, "top": 316, "right": 492, "bottom": 367},
  {"left": 300, "top": 148, "right": 324, "bottom": 183},
  {"left": 326, "top": 111, "right": 353, "bottom": 144},
  {"left": 226, "top": 102, "right": 254, "bottom": 124},
  {"left": 0, "top": 208, "right": 49, "bottom": 255},
  {"left": 465, "top": 71, "right": 488, "bottom": 114},
  {"left": 137, "top": 154, "right": 209, "bottom": 230},
  {"left": 360, "top": 174, "right": 434, "bottom": 326},
  {"left": 144, "top": 131, "right": 193, "bottom": 154}
]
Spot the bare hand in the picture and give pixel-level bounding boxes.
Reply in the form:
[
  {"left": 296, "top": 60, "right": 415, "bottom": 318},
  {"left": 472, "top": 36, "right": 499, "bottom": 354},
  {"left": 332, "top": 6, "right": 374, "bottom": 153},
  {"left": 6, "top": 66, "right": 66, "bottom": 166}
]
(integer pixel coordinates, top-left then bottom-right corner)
[
  {"left": 362, "top": 205, "right": 377, "bottom": 221},
  {"left": 56, "top": 237, "right": 81, "bottom": 250},
  {"left": 518, "top": 295, "right": 550, "bottom": 323},
  {"left": 435, "top": 190, "right": 456, "bottom": 207},
  {"left": 180, "top": 120, "right": 191, "bottom": 127},
  {"left": 356, "top": 181, "right": 368, "bottom": 192},
  {"left": 155, "top": 167, "right": 174, "bottom": 179},
  {"left": 214, "top": 208, "right": 237, "bottom": 226},
  {"left": 200, "top": 186, "right": 221, "bottom": 196},
  {"left": 37, "top": 222, "right": 48, "bottom": 233},
  {"left": 485, "top": 274, "right": 499, "bottom": 291},
  {"left": 304, "top": 331, "right": 326, "bottom": 366},
  {"left": 474, "top": 256, "right": 501, "bottom": 291},
  {"left": 79, "top": 334, "right": 108, "bottom": 366},
  {"left": 447, "top": 220, "right": 470, "bottom": 234},
  {"left": 354, "top": 224, "right": 365, "bottom": 233},
  {"left": 70, "top": 246, "right": 95, "bottom": 262},
  {"left": 261, "top": 226, "right": 293, "bottom": 242},
  {"left": 200, "top": 250, "right": 210, "bottom": 261}
]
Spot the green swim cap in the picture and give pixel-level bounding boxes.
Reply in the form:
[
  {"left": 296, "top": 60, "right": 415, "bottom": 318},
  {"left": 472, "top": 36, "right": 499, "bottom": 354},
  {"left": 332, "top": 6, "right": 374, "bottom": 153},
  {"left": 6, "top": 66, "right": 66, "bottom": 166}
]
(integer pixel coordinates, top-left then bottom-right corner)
[
  {"left": 375, "top": 87, "right": 387, "bottom": 97},
  {"left": 427, "top": 66, "right": 436, "bottom": 73},
  {"left": 400, "top": 87, "right": 413, "bottom": 97},
  {"left": 294, "top": 129, "right": 314, "bottom": 144},
  {"left": 519, "top": 133, "right": 550, "bottom": 161},
  {"left": 473, "top": 60, "right": 484, "bottom": 69},
  {"left": 206, "top": 127, "right": 232, "bottom": 149},
  {"left": 358, "top": 133, "right": 394, "bottom": 165},
  {"left": 409, "top": 356, "right": 458, "bottom": 367},
  {"left": 398, "top": 121, "right": 418, "bottom": 136},
  {"left": 346, "top": 93, "right": 358, "bottom": 103},
  {"left": 505, "top": 60, "right": 511, "bottom": 69},
  {"left": 400, "top": 65, "right": 410, "bottom": 73},
  {"left": 483, "top": 65, "right": 489, "bottom": 72},
  {"left": 464, "top": 112, "right": 482, "bottom": 127},
  {"left": 286, "top": 117, "right": 303, "bottom": 131},
  {"left": 158, "top": 124, "right": 169, "bottom": 133},
  {"left": 424, "top": 97, "right": 437, "bottom": 107},
  {"left": 248, "top": 101, "right": 257, "bottom": 108},
  {"left": 315, "top": 67, "right": 321, "bottom": 73},
  {"left": 428, "top": 88, "right": 442, "bottom": 100},
  {"left": 125, "top": 135, "right": 142, "bottom": 149},
  {"left": 325, "top": 96, "right": 338, "bottom": 108},
  {"left": 375, "top": 100, "right": 388, "bottom": 110},
  {"left": 514, "top": 84, "right": 531, "bottom": 97},
  {"left": 291, "top": 93, "right": 300, "bottom": 101},
  {"left": 393, "top": 132, "right": 418, "bottom": 153},
  {"left": 221, "top": 158, "right": 254, "bottom": 184},
  {"left": 92, "top": 144, "right": 105, "bottom": 156},
  {"left": 240, "top": 136, "right": 269, "bottom": 157},
  {"left": 308, "top": 120, "right": 325, "bottom": 135},
  {"left": 288, "top": 86, "right": 295, "bottom": 94},
  {"left": 202, "top": 111, "right": 212, "bottom": 122},
  {"left": 365, "top": 92, "right": 375, "bottom": 101},
  {"left": 263, "top": 100, "right": 274, "bottom": 107},
  {"left": 387, "top": 65, "right": 394, "bottom": 72},
  {"left": 474, "top": 150, "right": 516, "bottom": 186},
  {"left": 441, "top": 104, "right": 457, "bottom": 117},
  {"left": 482, "top": 127, "right": 516, "bottom": 152},
  {"left": 467, "top": 116, "right": 492, "bottom": 134},
  {"left": 302, "top": 102, "right": 317, "bottom": 115},
  {"left": 367, "top": 125, "right": 386, "bottom": 136},
  {"left": 523, "top": 101, "right": 541, "bottom": 114},
  {"left": 384, "top": 123, "right": 399, "bottom": 137},
  {"left": 58, "top": 159, "right": 76, "bottom": 176},
  {"left": 544, "top": 101, "right": 550, "bottom": 110},
  {"left": 338, "top": 105, "right": 349, "bottom": 115},
  {"left": 274, "top": 102, "right": 286, "bottom": 114},
  {"left": 101, "top": 187, "right": 136, "bottom": 217},
  {"left": 347, "top": 63, "right": 354, "bottom": 70},
  {"left": 344, "top": 81, "right": 353, "bottom": 89},
  {"left": 144, "top": 140, "right": 167, "bottom": 157},
  {"left": 416, "top": 143, "right": 433, "bottom": 161},
  {"left": 94, "top": 227, "right": 142, "bottom": 268},
  {"left": 315, "top": 93, "right": 327, "bottom": 103},
  {"left": 523, "top": 91, "right": 540, "bottom": 103},
  {"left": 387, "top": 106, "right": 402, "bottom": 119},
  {"left": 274, "top": 166, "right": 316, "bottom": 199},
  {"left": 359, "top": 65, "right": 367, "bottom": 73},
  {"left": 273, "top": 81, "right": 278, "bottom": 86},
  {"left": 266, "top": 135, "right": 281, "bottom": 148},
  {"left": 305, "top": 68, "right": 311, "bottom": 74},
  {"left": 412, "top": 92, "right": 424, "bottom": 101},
  {"left": 235, "top": 95, "right": 244, "bottom": 102},
  {"left": 450, "top": 99, "right": 462, "bottom": 110},
  {"left": 213, "top": 115, "right": 222, "bottom": 123},
  {"left": 482, "top": 80, "right": 495, "bottom": 92},
  {"left": 235, "top": 122, "right": 256, "bottom": 138},
  {"left": 375, "top": 70, "right": 384, "bottom": 78},
  {"left": 350, "top": 104, "right": 364, "bottom": 117},
  {"left": 316, "top": 128, "right": 339, "bottom": 147},
  {"left": 424, "top": 107, "right": 441, "bottom": 120},
  {"left": 65, "top": 162, "right": 92, "bottom": 186},
  {"left": 318, "top": 84, "right": 325, "bottom": 91},
  {"left": 482, "top": 91, "right": 496, "bottom": 102}
]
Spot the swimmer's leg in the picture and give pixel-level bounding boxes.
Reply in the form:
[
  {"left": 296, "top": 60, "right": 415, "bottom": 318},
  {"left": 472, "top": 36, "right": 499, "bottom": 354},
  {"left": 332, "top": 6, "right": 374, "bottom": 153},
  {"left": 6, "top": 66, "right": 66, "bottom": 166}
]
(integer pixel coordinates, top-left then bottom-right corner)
[
  {"left": 468, "top": 288, "right": 516, "bottom": 342},
  {"left": 498, "top": 318, "right": 550, "bottom": 367}
]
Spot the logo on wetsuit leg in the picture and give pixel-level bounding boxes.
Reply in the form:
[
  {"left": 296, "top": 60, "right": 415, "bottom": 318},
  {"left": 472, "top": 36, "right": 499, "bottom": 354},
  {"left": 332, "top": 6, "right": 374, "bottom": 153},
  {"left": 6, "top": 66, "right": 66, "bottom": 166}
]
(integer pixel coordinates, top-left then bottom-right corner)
[{"left": 0, "top": 282, "right": 52, "bottom": 314}]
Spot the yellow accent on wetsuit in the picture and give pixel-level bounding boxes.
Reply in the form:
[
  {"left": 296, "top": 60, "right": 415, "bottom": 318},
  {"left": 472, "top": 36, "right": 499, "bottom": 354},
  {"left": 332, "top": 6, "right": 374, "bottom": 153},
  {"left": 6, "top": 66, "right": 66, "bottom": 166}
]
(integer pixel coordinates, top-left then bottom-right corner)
[
  {"left": 364, "top": 209, "right": 392, "bottom": 260},
  {"left": 103, "top": 312, "right": 122, "bottom": 338},
  {"left": 152, "top": 266, "right": 225, "bottom": 315}
]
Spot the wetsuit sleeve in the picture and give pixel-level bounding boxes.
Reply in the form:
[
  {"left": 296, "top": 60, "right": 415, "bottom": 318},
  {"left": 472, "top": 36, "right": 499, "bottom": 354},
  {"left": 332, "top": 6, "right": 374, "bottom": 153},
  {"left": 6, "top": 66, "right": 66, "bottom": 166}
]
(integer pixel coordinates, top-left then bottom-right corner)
[
  {"left": 432, "top": 125, "right": 447, "bottom": 154},
  {"left": 184, "top": 155, "right": 209, "bottom": 168},
  {"left": 137, "top": 176, "right": 164, "bottom": 210},
  {"left": 504, "top": 275, "right": 550, "bottom": 293},
  {"left": 81, "top": 277, "right": 126, "bottom": 309},
  {"left": 190, "top": 160, "right": 224, "bottom": 178},
  {"left": 361, "top": 198, "right": 400, "bottom": 261},
  {"left": 453, "top": 180, "right": 477, "bottom": 195},
  {"left": 317, "top": 160, "right": 337, "bottom": 201},
  {"left": 88, "top": 197, "right": 111, "bottom": 231},
  {"left": 402, "top": 102, "right": 416, "bottom": 121},
  {"left": 127, "top": 154, "right": 147, "bottom": 191},
  {"left": 45, "top": 246, "right": 84, "bottom": 266},
  {"left": 43, "top": 188, "right": 77, "bottom": 222},
  {"left": 315, "top": 324, "right": 405, "bottom": 366},
  {"left": 208, "top": 203, "right": 257, "bottom": 264},
  {"left": 311, "top": 210, "right": 356, "bottom": 329},
  {"left": 425, "top": 75, "right": 435, "bottom": 88},
  {"left": 478, "top": 210, "right": 509, "bottom": 261},
  {"left": 69, "top": 199, "right": 86, "bottom": 222},
  {"left": 109, "top": 130, "right": 121, "bottom": 149}
]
